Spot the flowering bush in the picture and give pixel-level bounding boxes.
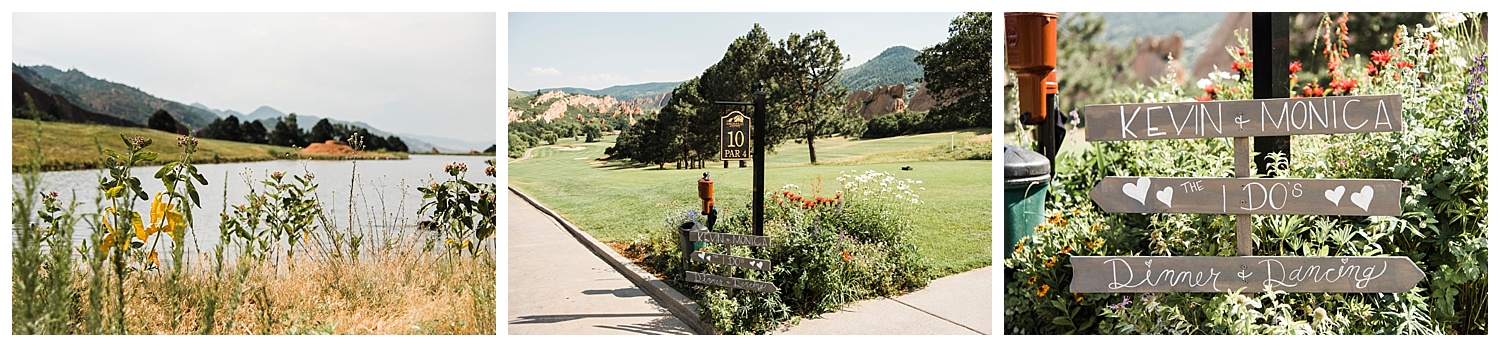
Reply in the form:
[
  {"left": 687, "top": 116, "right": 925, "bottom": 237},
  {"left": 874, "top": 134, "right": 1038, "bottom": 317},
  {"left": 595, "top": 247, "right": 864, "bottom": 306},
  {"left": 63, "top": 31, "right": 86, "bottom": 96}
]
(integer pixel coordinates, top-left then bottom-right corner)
[
  {"left": 1008, "top": 12, "right": 1486, "bottom": 334},
  {"left": 648, "top": 171, "right": 929, "bottom": 334},
  {"left": 417, "top": 159, "right": 498, "bottom": 257}
]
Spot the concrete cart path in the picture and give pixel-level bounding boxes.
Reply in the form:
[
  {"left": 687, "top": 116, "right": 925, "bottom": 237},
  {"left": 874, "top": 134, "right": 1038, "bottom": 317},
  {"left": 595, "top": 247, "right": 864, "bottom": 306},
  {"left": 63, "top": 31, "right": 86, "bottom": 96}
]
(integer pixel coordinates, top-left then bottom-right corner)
[
  {"left": 774, "top": 266, "right": 992, "bottom": 335},
  {"left": 507, "top": 190, "right": 694, "bottom": 335}
]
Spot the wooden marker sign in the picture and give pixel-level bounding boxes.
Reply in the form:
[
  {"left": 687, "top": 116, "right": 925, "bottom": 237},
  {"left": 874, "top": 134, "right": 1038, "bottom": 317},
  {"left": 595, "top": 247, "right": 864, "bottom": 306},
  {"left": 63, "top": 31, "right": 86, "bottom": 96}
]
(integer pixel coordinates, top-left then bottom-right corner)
[
  {"left": 721, "top": 111, "right": 750, "bottom": 160},
  {"left": 685, "top": 228, "right": 775, "bottom": 292},
  {"left": 1071, "top": 256, "right": 1424, "bottom": 293},
  {"left": 1088, "top": 177, "right": 1402, "bottom": 216},
  {"left": 690, "top": 251, "right": 772, "bottom": 272},
  {"left": 1083, "top": 94, "right": 1403, "bottom": 142},
  {"left": 686, "top": 271, "right": 778, "bottom": 293},
  {"left": 690, "top": 231, "right": 771, "bottom": 247}
]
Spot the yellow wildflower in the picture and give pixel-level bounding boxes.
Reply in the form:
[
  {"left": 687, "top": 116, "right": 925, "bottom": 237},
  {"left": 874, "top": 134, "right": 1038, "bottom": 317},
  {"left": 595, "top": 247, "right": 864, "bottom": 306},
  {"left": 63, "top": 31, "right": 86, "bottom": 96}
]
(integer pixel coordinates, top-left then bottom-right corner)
[
  {"left": 1037, "top": 284, "right": 1050, "bottom": 297},
  {"left": 1028, "top": 276, "right": 1037, "bottom": 285}
]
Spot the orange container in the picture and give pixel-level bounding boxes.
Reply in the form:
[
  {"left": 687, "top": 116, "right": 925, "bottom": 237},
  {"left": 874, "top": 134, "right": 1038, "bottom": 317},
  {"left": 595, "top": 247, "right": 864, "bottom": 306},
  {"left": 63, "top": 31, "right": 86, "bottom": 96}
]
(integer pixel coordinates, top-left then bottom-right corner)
[
  {"left": 1005, "top": 12, "right": 1059, "bottom": 125},
  {"left": 1004, "top": 12, "right": 1058, "bottom": 71},
  {"left": 698, "top": 174, "right": 714, "bottom": 213}
]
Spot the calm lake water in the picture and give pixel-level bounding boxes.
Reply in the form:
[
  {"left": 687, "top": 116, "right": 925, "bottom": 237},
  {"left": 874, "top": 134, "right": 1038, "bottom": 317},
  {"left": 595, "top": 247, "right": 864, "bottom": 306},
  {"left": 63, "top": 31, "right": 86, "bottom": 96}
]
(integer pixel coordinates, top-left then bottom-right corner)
[{"left": 11, "top": 154, "right": 495, "bottom": 258}]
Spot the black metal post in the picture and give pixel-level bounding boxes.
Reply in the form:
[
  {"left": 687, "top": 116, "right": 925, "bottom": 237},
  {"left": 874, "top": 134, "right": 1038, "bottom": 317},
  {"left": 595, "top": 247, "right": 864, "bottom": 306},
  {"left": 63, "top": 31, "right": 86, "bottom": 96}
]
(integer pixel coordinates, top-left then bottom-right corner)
[
  {"left": 752, "top": 86, "right": 766, "bottom": 237},
  {"left": 1252, "top": 12, "right": 1291, "bottom": 176}
]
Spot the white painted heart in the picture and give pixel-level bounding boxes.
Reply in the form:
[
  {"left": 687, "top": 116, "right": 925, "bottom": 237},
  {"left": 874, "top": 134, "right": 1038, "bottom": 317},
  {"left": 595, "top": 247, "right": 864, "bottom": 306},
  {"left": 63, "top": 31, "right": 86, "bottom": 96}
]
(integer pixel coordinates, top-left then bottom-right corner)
[
  {"left": 751, "top": 261, "right": 764, "bottom": 269},
  {"left": 1324, "top": 186, "right": 1346, "bottom": 206},
  {"left": 1350, "top": 185, "right": 1374, "bottom": 211},
  {"left": 1156, "top": 187, "right": 1174, "bottom": 208},
  {"left": 1122, "top": 177, "right": 1151, "bottom": 206},
  {"left": 1340, "top": 258, "right": 1348, "bottom": 264},
  {"left": 1143, "top": 259, "right": 1153, "bottom": 267}
]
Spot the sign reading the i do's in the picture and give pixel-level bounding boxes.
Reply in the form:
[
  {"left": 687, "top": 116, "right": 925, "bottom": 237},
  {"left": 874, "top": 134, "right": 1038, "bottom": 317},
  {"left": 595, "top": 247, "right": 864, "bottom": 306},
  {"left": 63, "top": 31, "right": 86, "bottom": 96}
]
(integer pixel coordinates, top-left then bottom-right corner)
[
  {"left": 1083, "top": 94, "right": 1403, "bottom": 141},
  {"left": 1089, "top": 177, "right": 1402, "bottom": 216},
  {"left": 721, "top": 111, "right": 750, "bottom": 160}
]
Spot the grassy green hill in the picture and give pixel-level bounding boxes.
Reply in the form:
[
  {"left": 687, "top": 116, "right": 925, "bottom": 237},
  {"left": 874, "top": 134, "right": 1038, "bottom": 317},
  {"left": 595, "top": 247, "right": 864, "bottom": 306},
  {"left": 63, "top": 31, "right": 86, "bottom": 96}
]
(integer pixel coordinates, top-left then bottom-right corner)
[
  {"left": 509, "top": 130, "right": 993, "bottom": 276},
  {"left": 12, "top": 119, "right": 403, "bottom": 171},
  {"left": 838, "top": 45, "right": 923, "bottom": 95}
]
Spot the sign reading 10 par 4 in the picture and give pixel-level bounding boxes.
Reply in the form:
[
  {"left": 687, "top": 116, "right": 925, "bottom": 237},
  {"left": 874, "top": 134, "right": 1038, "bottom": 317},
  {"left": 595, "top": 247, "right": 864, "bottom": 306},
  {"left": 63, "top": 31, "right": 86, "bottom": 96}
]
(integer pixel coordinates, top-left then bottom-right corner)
[{"left": 721, "top": 111, "right": 750, "bottom": 160}]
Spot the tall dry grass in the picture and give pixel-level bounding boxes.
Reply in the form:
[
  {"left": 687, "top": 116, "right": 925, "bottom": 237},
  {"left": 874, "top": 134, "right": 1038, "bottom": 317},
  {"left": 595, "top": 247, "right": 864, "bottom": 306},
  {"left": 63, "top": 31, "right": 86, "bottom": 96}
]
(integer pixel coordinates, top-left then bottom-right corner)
[{"left": 96, "top": 243, "right": 495, "bottom": 334}]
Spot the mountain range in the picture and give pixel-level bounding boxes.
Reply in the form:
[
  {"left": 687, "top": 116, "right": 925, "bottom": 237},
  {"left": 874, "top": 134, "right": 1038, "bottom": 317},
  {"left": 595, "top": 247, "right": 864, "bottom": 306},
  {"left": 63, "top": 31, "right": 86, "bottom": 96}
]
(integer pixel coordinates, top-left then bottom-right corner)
[
  {"left": 514, "top": 45, "right": 925, "bottom": 105},
  {"left": 13, "top": 63, "right": 489, "bottom": 153}
]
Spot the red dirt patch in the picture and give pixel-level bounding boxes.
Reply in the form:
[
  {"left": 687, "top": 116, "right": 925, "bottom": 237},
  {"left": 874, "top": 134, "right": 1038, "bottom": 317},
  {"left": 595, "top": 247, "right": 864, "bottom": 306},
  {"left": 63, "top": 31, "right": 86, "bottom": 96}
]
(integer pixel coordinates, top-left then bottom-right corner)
[{"left": 301, "top": 140, "right": 360, "bottom": 156}]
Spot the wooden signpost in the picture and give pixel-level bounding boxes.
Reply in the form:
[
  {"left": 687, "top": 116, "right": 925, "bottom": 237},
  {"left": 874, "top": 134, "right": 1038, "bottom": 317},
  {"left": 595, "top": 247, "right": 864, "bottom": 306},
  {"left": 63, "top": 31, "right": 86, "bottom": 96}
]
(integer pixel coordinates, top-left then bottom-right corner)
[
  {"left": 685, "top": 230, "right": 778, "bottom": 293},
  {"left": 1088, "top": 177, "right": 1402, "bottom": 216},
  {"left": 1072, "top": 94, "right": 1422, "bottom": 294},
  {"left": 1071, "top": 256, "right": 1424, "bottom": 293},
  {"left": 1083, "top": 94, "right": 1403, "bottom": 142},
  {"left": 721, "top": 111, "right": 750, "bottom": 160}
]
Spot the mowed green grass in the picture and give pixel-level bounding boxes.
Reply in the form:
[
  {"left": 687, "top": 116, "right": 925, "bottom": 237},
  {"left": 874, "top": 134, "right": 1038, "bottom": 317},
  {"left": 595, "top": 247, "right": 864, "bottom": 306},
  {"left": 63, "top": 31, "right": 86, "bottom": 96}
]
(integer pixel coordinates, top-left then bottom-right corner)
[{"left": 508, "top": 131, "right": 993, "bottom": 277}]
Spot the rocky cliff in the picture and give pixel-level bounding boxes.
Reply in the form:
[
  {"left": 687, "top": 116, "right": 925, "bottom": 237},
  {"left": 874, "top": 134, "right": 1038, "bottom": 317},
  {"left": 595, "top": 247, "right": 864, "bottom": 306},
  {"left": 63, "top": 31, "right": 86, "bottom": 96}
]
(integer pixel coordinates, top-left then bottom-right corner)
[{"left": 848, "top": 83, "right": 908, "bottom": 119}]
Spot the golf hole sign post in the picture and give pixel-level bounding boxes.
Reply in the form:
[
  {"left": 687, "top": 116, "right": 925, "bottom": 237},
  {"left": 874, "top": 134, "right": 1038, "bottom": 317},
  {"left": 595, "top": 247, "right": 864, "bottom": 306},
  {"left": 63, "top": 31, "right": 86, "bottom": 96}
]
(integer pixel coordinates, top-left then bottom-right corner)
[
  {"left": 1071, "top": 94, "right": 1425, "bottom": 294},
  {"left": 691, "top": 87, "right": 778, "bottom": 293}
]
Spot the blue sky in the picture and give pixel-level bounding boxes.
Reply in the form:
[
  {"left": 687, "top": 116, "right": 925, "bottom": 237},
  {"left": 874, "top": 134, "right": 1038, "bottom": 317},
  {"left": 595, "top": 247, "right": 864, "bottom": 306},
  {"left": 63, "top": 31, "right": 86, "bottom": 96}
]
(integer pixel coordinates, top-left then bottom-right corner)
[
  {"left": 508, "top": 12, "right": 965, "bottom": 91},
  {"left": 12, "top": 12, "right": 497, "bottom": 144}
]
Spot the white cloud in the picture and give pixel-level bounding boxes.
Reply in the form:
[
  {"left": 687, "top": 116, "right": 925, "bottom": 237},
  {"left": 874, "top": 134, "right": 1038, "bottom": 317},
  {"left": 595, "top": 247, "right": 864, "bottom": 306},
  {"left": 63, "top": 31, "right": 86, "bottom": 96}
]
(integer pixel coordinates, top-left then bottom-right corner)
[{"left": 530, "top": 67, "right": 562, "bottom": 76}]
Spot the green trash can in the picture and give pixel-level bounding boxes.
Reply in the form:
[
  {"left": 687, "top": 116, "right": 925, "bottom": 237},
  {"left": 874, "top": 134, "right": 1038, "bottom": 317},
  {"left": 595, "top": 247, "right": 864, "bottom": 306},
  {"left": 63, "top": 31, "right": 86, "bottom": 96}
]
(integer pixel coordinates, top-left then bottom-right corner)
[{"left": 1004, "top": 144, "right": 1050, "bottom": 258}]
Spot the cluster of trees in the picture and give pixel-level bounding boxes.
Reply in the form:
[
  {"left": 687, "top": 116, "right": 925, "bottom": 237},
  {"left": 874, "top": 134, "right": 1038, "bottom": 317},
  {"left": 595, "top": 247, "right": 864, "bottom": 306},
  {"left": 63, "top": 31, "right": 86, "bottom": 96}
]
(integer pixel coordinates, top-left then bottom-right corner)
[
  {"left": 610, "top": 24, "right": 861, "bottom": 168},
  {"left": 507, "top": 118, "right": 607, "bottom": 157},
  {"left": 610, "top": 13, "right": 992, "bottom": 168},
  {"left": 197, "top": 114, "right": 409, "bottom": 152}
]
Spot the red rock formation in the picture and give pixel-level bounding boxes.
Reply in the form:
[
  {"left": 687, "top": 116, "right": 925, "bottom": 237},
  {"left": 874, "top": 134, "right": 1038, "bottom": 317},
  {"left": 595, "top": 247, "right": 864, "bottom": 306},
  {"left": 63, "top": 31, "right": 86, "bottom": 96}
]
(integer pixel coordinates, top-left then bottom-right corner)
[
  {"left": 848, "top": 83, "right": 908, "bottom": 119},
  {"left": 1131, "top": 34, "right": 1188, "bottom": 87}
]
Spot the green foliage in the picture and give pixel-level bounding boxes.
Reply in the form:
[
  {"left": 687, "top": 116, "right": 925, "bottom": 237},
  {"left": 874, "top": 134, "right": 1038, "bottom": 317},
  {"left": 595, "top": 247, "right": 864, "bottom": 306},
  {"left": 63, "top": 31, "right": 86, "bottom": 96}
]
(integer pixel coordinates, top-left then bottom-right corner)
[
  {"left": 417, "top": 160, "right": 498, "bottom": 257},
  {"left": 12, "top": 115, "right": 81, "bottom": 334},
  {"left": 222, "top": 169, "right": 321, "bottom": 263},
  {"left": 1006, "top": 12, "right": 1486, "bottom": 335},
  {"left": 268, "top": 114, "right": 306, "bottom": 148},
  {"left": 148, "top": 109, "right": 181, "bottom": 134},
  {"left": 916, "top": 12, "right": 992, "bottom": 129}
]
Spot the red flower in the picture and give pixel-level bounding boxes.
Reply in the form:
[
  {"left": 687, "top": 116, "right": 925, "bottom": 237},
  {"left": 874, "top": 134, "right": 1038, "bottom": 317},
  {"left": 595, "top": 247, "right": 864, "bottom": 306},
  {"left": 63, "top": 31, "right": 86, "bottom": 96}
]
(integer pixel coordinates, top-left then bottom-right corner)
[
  {"left": 1395, "top": 61, "right": 1415, "bottom": 70},
  {"left": 1203, "top": 84, "right": 1219, "bottom": 95},
  {"left": 1370, "top": 50, "right": 1392, "bottom": 66},
  {"left": 1426, "top": 38, "right": 1438, "bottom": 53},
  {"left": 1235, "top": 47, "right": 1247, "bottom": 57},
  {"left": 1289, "top": 61, "right": 1302, "bottom": 74},
  {"left": 843, "top": 251, "right": 852, "bottom": 262},
  {"left": 1366, "top": 63, "right": 1379, "bottom": 76},
  {"left": 1194, "top": 95, "right": 1211, "bottom": 102},
  {"left": 1231, "top": 61, "right": 1242, "bottom": 71}
]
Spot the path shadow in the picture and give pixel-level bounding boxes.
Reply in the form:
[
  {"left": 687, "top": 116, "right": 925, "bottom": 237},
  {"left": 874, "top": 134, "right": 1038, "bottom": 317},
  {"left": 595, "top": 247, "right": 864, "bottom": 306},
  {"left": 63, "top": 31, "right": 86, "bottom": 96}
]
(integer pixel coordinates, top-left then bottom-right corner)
[
  {"left": 593, "top": 316, "right": 695, "bottom": 335},
  {"left": 582, "top": 287, "right": 648, "bottom": 298}
]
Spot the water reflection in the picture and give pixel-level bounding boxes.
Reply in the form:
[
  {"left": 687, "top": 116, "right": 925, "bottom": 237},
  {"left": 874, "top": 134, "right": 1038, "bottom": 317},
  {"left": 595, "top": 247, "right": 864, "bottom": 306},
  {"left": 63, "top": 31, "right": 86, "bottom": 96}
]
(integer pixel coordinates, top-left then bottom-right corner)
[{"left": 12, "top": 155, "right": 496, "bottom": 258}]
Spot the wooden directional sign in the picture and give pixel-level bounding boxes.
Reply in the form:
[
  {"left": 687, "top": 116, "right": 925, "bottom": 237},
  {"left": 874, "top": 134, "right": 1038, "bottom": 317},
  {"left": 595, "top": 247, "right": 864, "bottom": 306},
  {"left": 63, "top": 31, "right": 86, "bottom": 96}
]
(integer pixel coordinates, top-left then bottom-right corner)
[
  {"left": 690, "top": 251, "right": 772, "bottom": 272},
  {"left": 690, "top": 231, "right": 771, "bottom": 247},
  {"left": 1089, "top": 177, "right": 1402, "bottom": 216},
  {"left": 1071, "top": 256, "right": 1424, "bottom": 293},
  {"left": 721, "top": 111, "right": 750, "bottom": 160},
  {"left": 686, "top": 271, "right": 779, "bottom": 293},
  {"left": 1083, "top": 94, "right": 1403, "bottom": 142}
]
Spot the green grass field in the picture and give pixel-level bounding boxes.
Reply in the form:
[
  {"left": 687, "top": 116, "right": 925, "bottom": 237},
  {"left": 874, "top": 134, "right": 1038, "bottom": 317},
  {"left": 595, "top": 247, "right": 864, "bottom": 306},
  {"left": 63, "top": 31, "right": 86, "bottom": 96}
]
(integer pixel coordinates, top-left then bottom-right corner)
[
  {"left": 12, "top": 119, "right": 405, "bottom": 171},
  {"left": 508, "top": 131, "right": 994, "bottom": 277}
]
